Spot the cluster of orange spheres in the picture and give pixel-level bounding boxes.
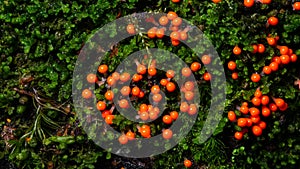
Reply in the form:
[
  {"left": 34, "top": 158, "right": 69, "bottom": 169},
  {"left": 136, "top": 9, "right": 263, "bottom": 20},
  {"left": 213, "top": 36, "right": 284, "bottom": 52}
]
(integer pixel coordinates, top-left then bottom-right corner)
[
  {"left": 229, "top": 1, "right": 298, "bottom": 83},
  {"left": 250, "top": 43, "right": 298, "bottom": 83},
  {"left": 228, "top": 88, "right": 288, "bottom": 140},
  {"left": 244, "top": 0, "right": 300, "bottom": 11},
  {"left": 126, "top": 11, "right": 190, "bottom": 46},
  {"left": 81, "top": 56, "right": 207, "bottom": 145},
  {"left": 230, "top": 34, "right": 297, "bottom": 83},
  {"left": 244, "top": 0, "right": 272, "bottom": 8}
]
